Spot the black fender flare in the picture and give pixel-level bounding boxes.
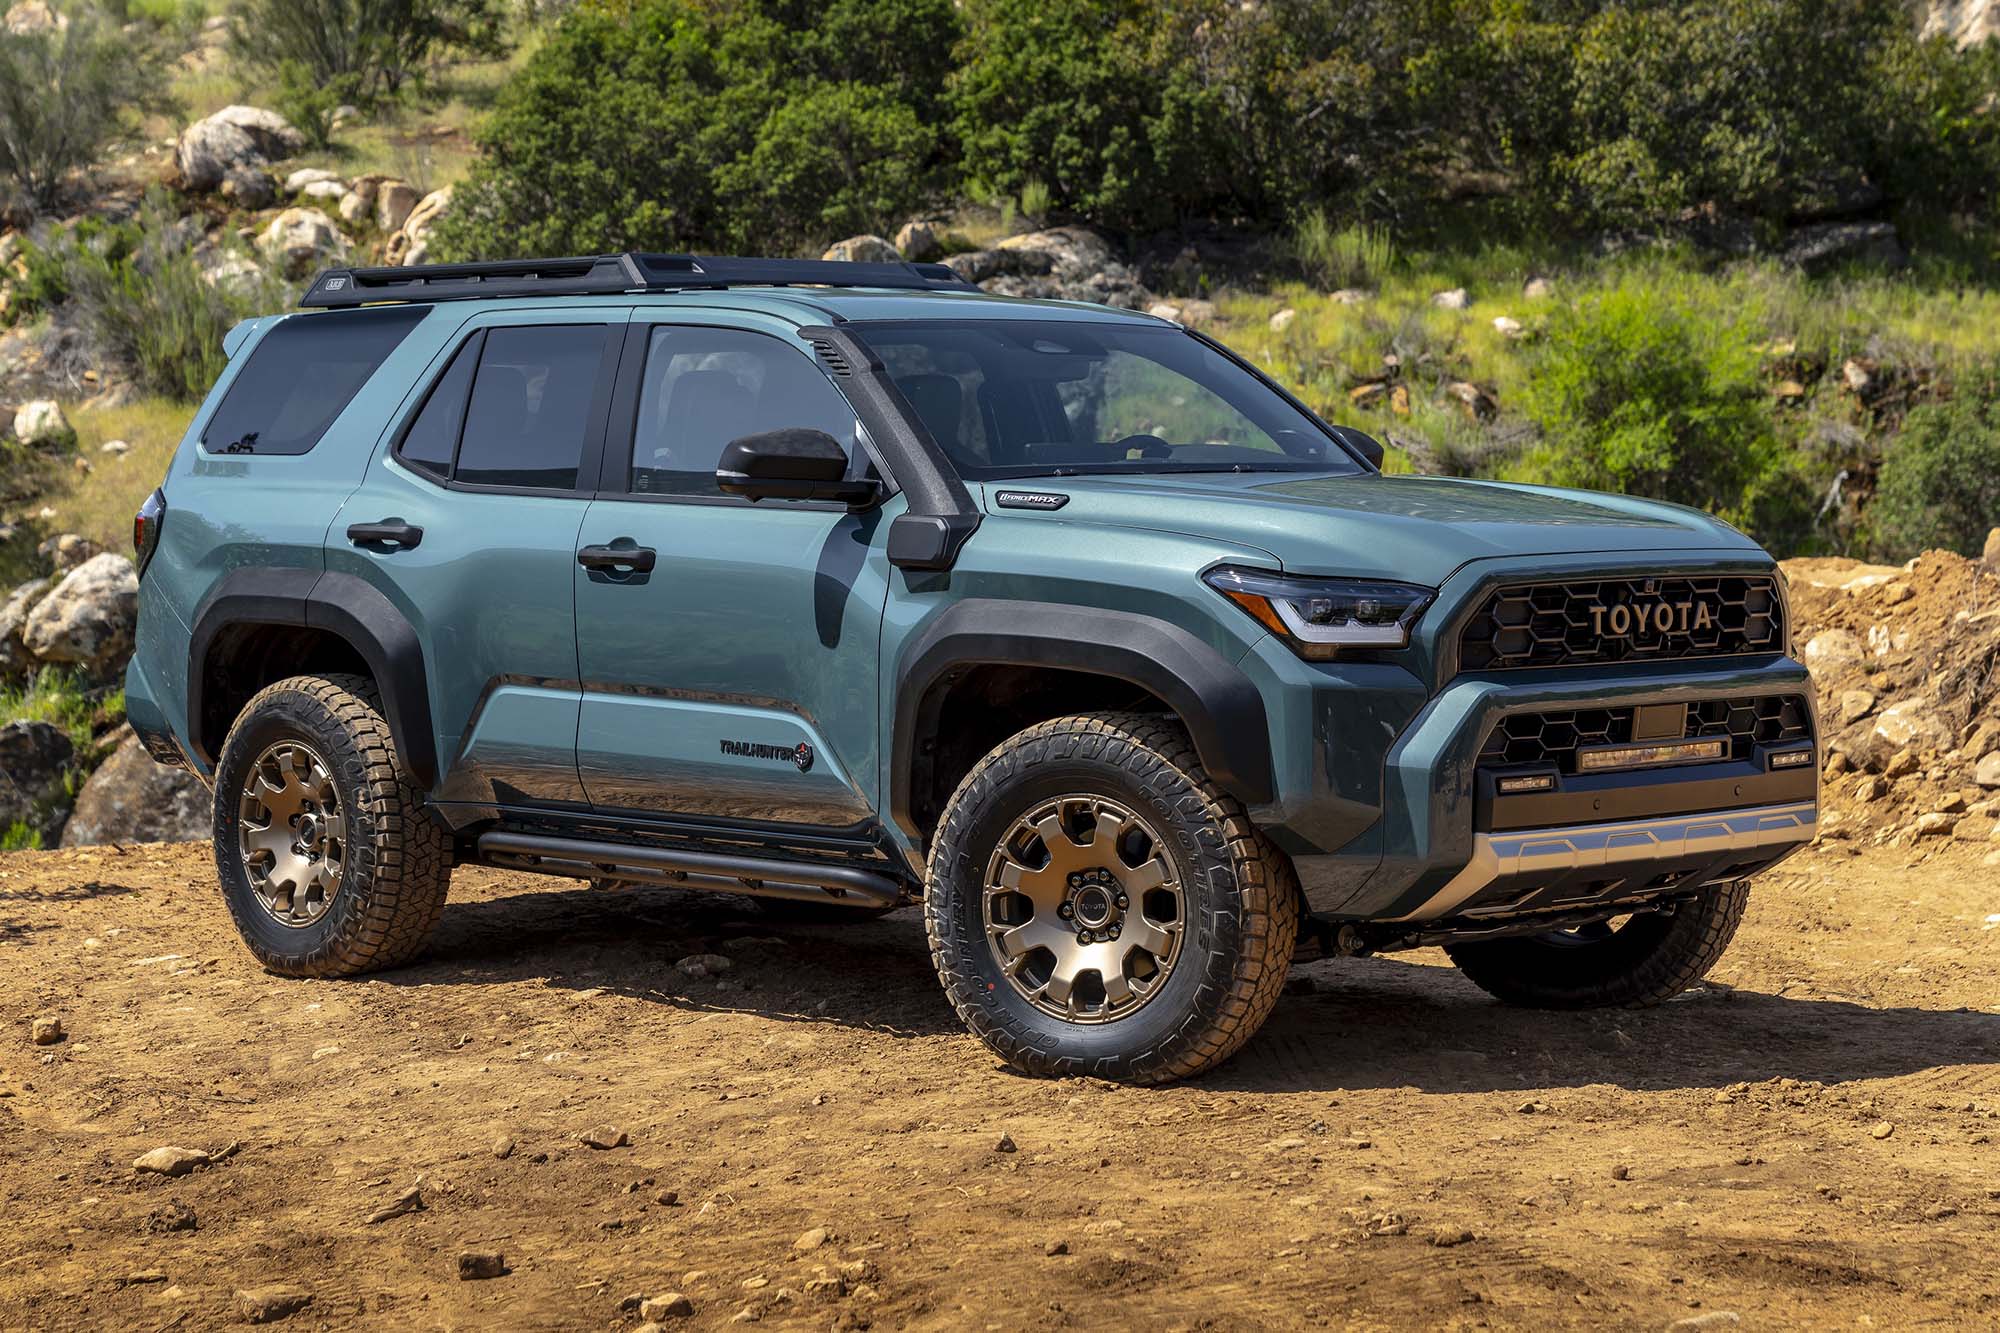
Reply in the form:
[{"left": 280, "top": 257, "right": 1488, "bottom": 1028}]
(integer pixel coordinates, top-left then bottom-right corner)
[
  {"left": 890, "top": 599, "right": 1274, "bottom": 840},
  {"left": 188, "top": 569, "right": 437, "bottom": 789}
]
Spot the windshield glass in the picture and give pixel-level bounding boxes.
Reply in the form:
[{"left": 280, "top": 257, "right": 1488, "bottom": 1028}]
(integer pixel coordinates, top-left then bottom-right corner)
[{"left": 854, "top": 320, "right": 1362, "bottom": 479}]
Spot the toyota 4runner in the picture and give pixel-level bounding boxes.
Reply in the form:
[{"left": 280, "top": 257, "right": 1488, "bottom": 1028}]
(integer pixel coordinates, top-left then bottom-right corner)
[{"left": 125, "top": 253, "right": 1818, "bottom": 1083}]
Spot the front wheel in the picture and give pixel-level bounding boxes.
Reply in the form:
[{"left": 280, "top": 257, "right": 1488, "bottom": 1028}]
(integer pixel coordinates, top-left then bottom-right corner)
[
  {"left": 1444, "top": 881, "right": 1749, "bottom": 1009},
  {"left": 924, "top": 712, "right": 1298, "bottom": 1084}
]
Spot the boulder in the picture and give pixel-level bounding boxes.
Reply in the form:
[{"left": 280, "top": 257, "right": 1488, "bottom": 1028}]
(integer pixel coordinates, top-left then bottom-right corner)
[
  {"left": 1871, "top": 699, "right": 1948, "bottom": 755},
  {"left": 375, "top": 180, "right": 420, "bottom": 233},
  {"left": 893, "top": 219, "right": 942, "bottom": 263},
  {"left": 300, "top": 179, "right": 345, "bottom": 202},
  {"left": 35, "top": 533, "right": 100, "bottom": 573},
  {"left": 258, "top": 208, "right": 346, "bottom": 279},
  {"left": 1802, "top": 628, "right": 1866, "bottom": 675},
  {"left": 60, "top": 730, "right": 210, "bottom": 847},
  {"left": 12, "top": 399, "right": 74, "bottom": 450},
  {"left": 3, "top": 1, "right": 64, "bottom": 34},
  {"left": 177, "top": 106, "right": 304, "bottom": 193},
  {"left": 1982, "top": 525, "right": 2000, "bottom": 568},
  {"left": 201, "top": 252, "right": 265, "bottom": 298},
  {"left": 284, "top": 167, "right": 341, "bottom": 193},
  {"left": 21, "top": 552, "right": 138, "bottom": 676},
  {"left": 1782, "top": 221, "right": 1905, "bottom": 273},
  {"left": 219, "top": 167, "right": 276, "bottom": 210},
  {"left": 1269, "top": 307, "right": 1298, "bottom": 333},
  {"left": 398, "top": 187, "right": 452, "bottom": 266},
  {"left": 0, "top": 719, "right": 74, "bottom": 843},
  {"left": 0, "top": 578, "right": 50, "bottom": 679},
  {"left": 821, "top": 234, "right": 901, "bottom": 264},
  {"left": 337, "top": 190, "right": 371, "bottom": 225},
  {"left": 1431, "top": 287, "right": 1470, "bottom": 310},
  {"left": 960, "top": 227, "right": 1152, "bottom": 309},
  {"left": 1523, "top": 277, "right": 1555, "bottom": 299}
]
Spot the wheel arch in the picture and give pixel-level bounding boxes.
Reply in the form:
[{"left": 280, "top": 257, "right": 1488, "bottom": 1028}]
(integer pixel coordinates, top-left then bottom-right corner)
[
  {"left": 890, "top": 600, "right": 1274, "bottom": 843},
  {"left": 189, "top": 570, "right": 437, "bottom": 789}
]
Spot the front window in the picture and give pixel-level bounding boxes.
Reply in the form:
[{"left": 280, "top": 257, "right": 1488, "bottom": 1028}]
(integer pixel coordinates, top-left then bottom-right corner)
[{"left": 855, "top": 320, "right": 1361, "bottom": 480}]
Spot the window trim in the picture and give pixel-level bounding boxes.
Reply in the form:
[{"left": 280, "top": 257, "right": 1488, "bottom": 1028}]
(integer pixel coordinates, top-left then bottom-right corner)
[
  {"left": 591, "top": 319, "right": 889, "bottom": 510},
  {"left": 387, "top": 320, "right": 621, "bottom": 498}
]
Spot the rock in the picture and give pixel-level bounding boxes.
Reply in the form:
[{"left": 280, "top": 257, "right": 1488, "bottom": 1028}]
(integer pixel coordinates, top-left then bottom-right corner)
[
  {"left": 1783, "top": 221, "right": 1904, "bottom": 273},
  {"left": 1348, "top": 382, "right": 1387, "bottom": 408},
  {"left": 337, "top": 191, "right": 370, "bottom": 225},
  {"left": 60, "top": 729, "right": 209, "bottom": 848},
  {"left": 259, "top": 209, "right": 347, "bottom": 279},
  {"left": 3, "top": 2, "right": 66, "bottom": 34},
  {"left": 1984, "top": 526, "right": 2000, "bottom": 568},
  {"left": 1915, "top": 812, "right": 1958, "bottom": 836},
  {"left": 1179, "top": 298, "right": 1218, "bottom": 327},
  {"left": 792, "top": 1226, "right": 828, "bottom": 1253},
  {"left": 1523, "top": 277, "right": 1555, "bottom": 299},
  {"left": 0, "top": 578, "right": 50, "bottom": 678},
  {"left": 457, "top": 1250, "right": 507, "bottom": 1280},
  {"left": 1667, "top": 1315, "right": 1741, "bottom": 1331},
  {"left": 1148, "top": 301, "right": 1182, "bottom": 322},
  {"left": 177, "top": 106, "right": 304, "bottom": 193},
  {"left": 821, "top": 235, "right": 902, "bottom": 264},
  {"left": 98, "top": 438, "right": 129, "bottom": 455},
  {"left": 133, "top": 1146, "right": 210, "bottom": 1177},
  {"left": 1976, "top": 752, "right": 2000, "bottom": 789},
  {"left": 21, "top": 552, "right": 138, "bottom": 675},
  {"left": 29, "top": 1015, "right": 62, "bottom": 1045},
  {"left": 0, "top": 719, "right": 73, "bottom": 841},
  {"left": 284, "top": 167, "right": 341, "bottom": 193},
  {"left": 579, "top": 1124, "right": 628, "bottom": 1149},
  {"left": 12, "top": 399, "right": 73, "bottom": 449},
  {"left": 1491, "top": 315, "right": 1523, "bottom": 337},
  {"left": 676, "top": 953, "right": 731, "bottom": 978},
  {"left": 975, "top": 227, "right": 1152, "bottom": 309},
  {"left": 1428, "top": 1227, "right": 1474, "bottom": 1247},
  {"left": 219, "top": 167, "right": 276, "bottom": 209},
  {"left": 376, "top": 180, "right": 420, "bottom": 233},
  {"left": 1269, "top": 307, "right": 1297, "bottom": 333},
  {"left": 994, "top": 1132, "right": 1017, "bottom": 1153},
  {"left": 364, "top": 1184, "right": 424, "bottom": 1224},
  {"left": 300, "top": 179, "right": 345, "bottom": 202},
  {"left": 1329, "top": 287, "right": 1370, "bottom": 304},
  {"left": 1883, "top": 749, "right": 1920, "bottom": 780},
  {"left": 1870, "top": 1120, "right": 1895, "bottom": 1139},
  {"left": 1446, "top": 380, "right": 1497, "bottom": 420},
  {"left": 235, "top": 1285, "right": 312, "bottom": 1323},
  {"left": 401, "top": 187, "right": 452, "bottom": 248},
  {"left": 1802, "top": 628, "right": 1866, "bottom": 673},
  {"left": 1842, "top": 357, "right": 1877, "bottom": 395},
  {"left": 892, "top": 220, "right": 941, "bottom": 262},
  {"left": 490, "top": 1134, "right": 515, "bottom": 1159},
  {"left": 1431, "top": 287, "right": 1470, "bottom": 309},
  {"left": 36, "top": 533, "right": 99, "bottom": 574},
  {"left": 144, "top": 1199, "right": 198, "bottom": 1233},
  {"left": 1874, "top": 700, "right": 1948, "bottom": 754},
  {"left": 1609, "top": 1163, "right": 1631, "bottom": 1180},
  {"left": 1044, "top": 1239, "right": 1069, "bottom": 1256},
  {"left": 640, "top": 1293, "right": 695, "bottom": 1320},
  {"left": 1837, "top": 689, "right": 1876, "bottom": 724},
  {"left": 1774, "top": 379, "right": 1807, "bottom": 403}
]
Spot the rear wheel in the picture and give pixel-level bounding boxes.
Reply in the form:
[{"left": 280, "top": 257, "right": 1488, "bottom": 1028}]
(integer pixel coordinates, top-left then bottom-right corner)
[
  {"left": 925, "top": 712, "right": 1297, "bottom": 1084},
  {"left": 213, "top": 674, "right": 452, "bottom": 977},
  {"left": 1444, "top": 881, "right": 1749, "bottom": 1009}
]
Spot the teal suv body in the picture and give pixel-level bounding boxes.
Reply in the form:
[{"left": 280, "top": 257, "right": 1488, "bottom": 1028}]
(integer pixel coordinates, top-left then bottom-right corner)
[{"left": 125, "top": 254, "right": 1817, "bottom": 1083}]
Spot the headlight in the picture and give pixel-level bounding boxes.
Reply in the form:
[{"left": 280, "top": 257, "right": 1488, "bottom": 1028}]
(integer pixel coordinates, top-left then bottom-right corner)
[{"left": 1203, "top": 565, "right": 1434, "bottom": 657}]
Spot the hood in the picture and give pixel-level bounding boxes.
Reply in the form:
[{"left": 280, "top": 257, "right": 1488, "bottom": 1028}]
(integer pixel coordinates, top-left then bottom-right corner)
[{"left": 981, "top": 471, "right": 1763, "bottom": 587}]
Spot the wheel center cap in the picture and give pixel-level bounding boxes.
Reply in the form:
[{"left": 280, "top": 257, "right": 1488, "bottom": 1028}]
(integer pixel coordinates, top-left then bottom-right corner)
[
  {"left": 1073, "top": 884, "right": 1114, "bottom": 929},
  {"left": 297, "top": 813, "right": 323, "bottom": 847}
]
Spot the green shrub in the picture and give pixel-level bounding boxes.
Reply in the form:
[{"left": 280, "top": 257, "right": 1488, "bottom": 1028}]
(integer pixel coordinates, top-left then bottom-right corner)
[
  {"left": 0, "top": 667, "right": 99, "bottom": 758},
  {"left": 1514, "top": 275, "right": 1803, "bottom": 541},
  {"left": 0, "top": 822, "right": 40, "bottom": 852},
  {"left": 1867, "top": 373, "right": 2000, "bottom": 559},
  {"left": 1286, "top": 212, "right": 1394, "bottom": 291},
  {"left": 433, "top": 0, "right": 960, "bottom": 259},
  {"left": 225, "top": 0, "right": 502, "bottom": 105},
  {"left": 273, "top": 60, "right": 363, "bottom": 152},
  {"left": 0, "top": 4, "right": 170, "bottom": 211}
]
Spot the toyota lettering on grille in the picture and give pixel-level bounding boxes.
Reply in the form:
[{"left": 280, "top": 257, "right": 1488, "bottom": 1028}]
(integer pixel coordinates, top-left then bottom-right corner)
[{"left": 1587, "top": 598, "right": 1719, "bottom": 640}]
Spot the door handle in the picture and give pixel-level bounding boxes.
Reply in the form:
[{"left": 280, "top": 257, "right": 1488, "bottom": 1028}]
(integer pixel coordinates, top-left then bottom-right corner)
[
  {"left": 577, "top": 542, "right": 657, "bottom": 573},
  {"left": 347, "top": 518, "right": 423, "bottom": 550}
]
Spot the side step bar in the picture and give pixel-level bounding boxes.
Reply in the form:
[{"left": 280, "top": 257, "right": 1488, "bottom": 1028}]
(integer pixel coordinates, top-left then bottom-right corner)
[{"left": 475, "top": 831, "right": 905, "bottom": 910}]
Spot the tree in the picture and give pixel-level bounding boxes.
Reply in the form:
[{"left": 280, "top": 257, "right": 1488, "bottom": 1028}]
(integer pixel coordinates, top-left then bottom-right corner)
[
  {"left": 1868, "top": 373, "right": 2000, "bottom": 559},
  {"left": 226, "top": 0, "right": 502, "bottom": 105},
  {"left": 0, "top": 3, "right": 168, "bottom": 212}
]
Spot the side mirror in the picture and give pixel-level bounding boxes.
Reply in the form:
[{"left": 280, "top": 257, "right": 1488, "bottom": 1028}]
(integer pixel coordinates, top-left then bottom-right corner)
[
  {"left": 1326, "top": 424, "right": 1386, "bottom": 470},
  {"left": 716, "top": 429, "right": 881, "bottom": 507}
]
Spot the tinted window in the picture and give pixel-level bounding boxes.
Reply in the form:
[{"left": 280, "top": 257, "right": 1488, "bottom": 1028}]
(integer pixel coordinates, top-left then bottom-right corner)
[
  {"left": 455, "top": 325, "right": 608, "bottom": 490},
  {"left": 630, "top": 327, "right": 858, "bottom": 497},
  {"left": 860, "top": 321, "right": 1361, "bottom": 480},
  {"left": 202, "top": 306, "right": 426, "bottom": 456},
  {"left": 396, "top": 333, "right": 481, "bottom": 480}
]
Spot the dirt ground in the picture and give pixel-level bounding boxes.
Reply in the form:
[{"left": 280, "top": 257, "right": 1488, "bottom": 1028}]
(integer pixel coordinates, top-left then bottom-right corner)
[{"left": 2, "top": 837, "right": 1997, "bottom": 1332}]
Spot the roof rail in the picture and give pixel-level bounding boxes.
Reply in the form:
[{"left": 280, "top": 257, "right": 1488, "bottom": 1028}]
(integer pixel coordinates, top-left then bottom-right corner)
[{"left": 298, "top": 252, "right": 979, "bottom": 308}]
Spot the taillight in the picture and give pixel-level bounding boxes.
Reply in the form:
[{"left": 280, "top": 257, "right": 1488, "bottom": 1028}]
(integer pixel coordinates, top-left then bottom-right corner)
[{"left": 134, "top": 488, "right": 165, "bottom": 577}]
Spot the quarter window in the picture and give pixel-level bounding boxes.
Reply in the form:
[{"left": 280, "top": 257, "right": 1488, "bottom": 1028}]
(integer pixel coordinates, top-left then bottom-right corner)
[
  {"left": 395, "top": 334, "right": 480, "bottom": 480},
  {"left": 202, "top": 305, "right": 426, "bottom": 456},
  {"left": 629, "top": 326, "right": 858, "bottom": 497}
]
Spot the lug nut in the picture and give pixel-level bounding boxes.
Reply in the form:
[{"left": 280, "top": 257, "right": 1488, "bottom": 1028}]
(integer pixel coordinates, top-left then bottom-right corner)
[
  {"left": 1115, "top": 892, "right": 1129, "bottom": 909},
  {"left": 1076, "top": 929, "right": 1093, "bottom": 944},
  {"left": 1109, "top": 924, "right": 1121, "bottom": 939},
  {"left": 1057, "top": 902, "right": 1073, "bottom": 919}
]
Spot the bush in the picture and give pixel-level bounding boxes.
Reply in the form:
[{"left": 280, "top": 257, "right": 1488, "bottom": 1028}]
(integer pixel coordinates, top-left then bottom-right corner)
[
  {"left": 34, "top": 192, "right": 286, "bottom": 401},
  {"left": 433, "top": 0, "right": 960, "bottom": 259},
  {"left": 1868, "top": 373, "right": 2000, "bottom": 559},
  {"left": 1285, "top": 211, "right": 1394, "bottom": 291},
  {"left": 1514, "top": 274, "right": 1805, "bottom": 542},
  {"left": 0, "top": 4, "right": 170, "bottom": 211},
  {"left": 226, "top": 0, "right": 502, "bottom": 105}
]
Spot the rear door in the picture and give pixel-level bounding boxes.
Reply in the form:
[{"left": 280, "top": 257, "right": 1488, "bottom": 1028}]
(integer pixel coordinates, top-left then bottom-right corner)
[
  {"left": 326, "top": 306, "right": 627, "bottom": 811},
  {"left": 571, "top": 313, "right": 895, "bottom": 829}
]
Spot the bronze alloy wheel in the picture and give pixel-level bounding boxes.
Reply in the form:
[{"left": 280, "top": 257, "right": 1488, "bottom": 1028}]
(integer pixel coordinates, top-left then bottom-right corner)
[
  {"left": 983, "top": 793, "right": 1185, "bottom": 1023},
  {"left": 237, "top": 739, "right": 346, "bottom": 928}
]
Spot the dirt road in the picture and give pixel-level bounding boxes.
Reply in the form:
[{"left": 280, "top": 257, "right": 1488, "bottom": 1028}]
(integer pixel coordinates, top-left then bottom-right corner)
[{"left": 2, "top": 838, "right": 1996, "bottom": 1331}]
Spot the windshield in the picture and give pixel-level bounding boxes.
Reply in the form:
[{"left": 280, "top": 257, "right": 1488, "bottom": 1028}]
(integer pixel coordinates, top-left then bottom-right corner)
[{"left": 854, "top": 320, "right": 1363, "bottom": 480}]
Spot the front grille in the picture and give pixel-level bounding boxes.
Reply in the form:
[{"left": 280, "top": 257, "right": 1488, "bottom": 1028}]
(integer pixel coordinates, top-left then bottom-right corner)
[
  {"left": 1479, "top": 695, "right": 1812, "bottom": 774},
  {"left": 1458, "top": 575, "right": 1783, "bottom": 671}
]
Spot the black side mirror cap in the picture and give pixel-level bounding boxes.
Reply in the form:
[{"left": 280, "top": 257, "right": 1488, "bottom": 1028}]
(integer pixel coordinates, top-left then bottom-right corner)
[
  {"left": 716, "top": 428, "right": 882, "bottom": 507},
  {"left": 1326, "top": 424, "right": 1386, "bottom": 470}
]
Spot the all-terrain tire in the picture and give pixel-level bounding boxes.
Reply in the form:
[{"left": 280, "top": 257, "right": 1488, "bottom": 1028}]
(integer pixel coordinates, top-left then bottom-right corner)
[
  {"left": 1444, "top": 881, "right": 1750, "bottom": 1009},
  {"left": 925, "top": 711, "right": 1299, "bottom": 1084},
  {"left": 213, "top": 673, "right": 452, "bottom": 977}
]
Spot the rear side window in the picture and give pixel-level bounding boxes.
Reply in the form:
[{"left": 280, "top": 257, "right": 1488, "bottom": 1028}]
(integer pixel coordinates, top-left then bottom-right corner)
[
  {"left": 392, "top": 324, "right": 609, "bottom": 491},
  {"left": 396, "top": 334, "right": 481, "bottom": 480},
  {"left": 202, "top": 306, "right": 426, "bottom": 456}
]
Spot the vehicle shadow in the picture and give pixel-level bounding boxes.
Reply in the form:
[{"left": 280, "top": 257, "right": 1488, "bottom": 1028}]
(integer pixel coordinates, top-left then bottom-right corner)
[{"left": 397, "top": 879, "right": 2000, "bottom": 1093}]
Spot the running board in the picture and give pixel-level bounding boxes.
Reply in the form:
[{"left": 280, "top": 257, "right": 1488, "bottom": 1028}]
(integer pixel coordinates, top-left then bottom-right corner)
[{"left": 475, "top": 831, "right": 904, "bottom": 909}]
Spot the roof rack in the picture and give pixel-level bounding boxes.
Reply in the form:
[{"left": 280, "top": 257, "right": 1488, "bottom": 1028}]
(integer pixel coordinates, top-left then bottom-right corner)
[{"left": 298, "top": 252, "right": 979, "bottom": 308}]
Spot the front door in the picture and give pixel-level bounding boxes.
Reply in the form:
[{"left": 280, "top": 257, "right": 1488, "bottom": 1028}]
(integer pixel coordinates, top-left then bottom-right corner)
[{"left": 573, "top": 315, "right": 895, "bottom": 830}]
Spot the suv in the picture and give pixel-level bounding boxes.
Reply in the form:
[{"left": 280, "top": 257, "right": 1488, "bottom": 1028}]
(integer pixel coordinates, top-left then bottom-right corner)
[{"left": 126, "top": 253, "right": 1818, "bottom": 1083}]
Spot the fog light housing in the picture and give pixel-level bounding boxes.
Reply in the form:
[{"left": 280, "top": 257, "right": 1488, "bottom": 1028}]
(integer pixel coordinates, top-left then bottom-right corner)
[
  {"left": 1768, "top": 747, "right": 1814, "bottom": 769},
  {"left": 1496, "top": 773, "right": 1556, "bottom": 794}
]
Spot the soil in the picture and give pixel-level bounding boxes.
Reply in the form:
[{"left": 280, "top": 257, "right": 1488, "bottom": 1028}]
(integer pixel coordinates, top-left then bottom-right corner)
[{"left": 2, "top": 837, "right": 1996, "bottom": 1331}]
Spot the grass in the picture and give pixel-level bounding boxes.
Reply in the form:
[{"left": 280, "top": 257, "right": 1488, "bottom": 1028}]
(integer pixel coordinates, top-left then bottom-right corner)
[
  {"left": 1, "top": 398, "right": 191, "bottom": 587},
  {"left": 0, "top": 668, "right": 111, "bottom": 759}
]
